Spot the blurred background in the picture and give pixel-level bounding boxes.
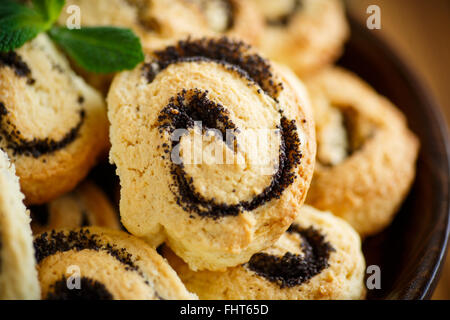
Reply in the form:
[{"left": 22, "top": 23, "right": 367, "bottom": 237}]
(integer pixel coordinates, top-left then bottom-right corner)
[{"left": 345, "top": 0, "right": 450, "bottom": 300}]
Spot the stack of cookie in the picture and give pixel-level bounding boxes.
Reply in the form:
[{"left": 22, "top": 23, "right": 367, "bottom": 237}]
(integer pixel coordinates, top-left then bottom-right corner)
[{"left": 0, "top": 0, "right": 419, "bottom": 300}]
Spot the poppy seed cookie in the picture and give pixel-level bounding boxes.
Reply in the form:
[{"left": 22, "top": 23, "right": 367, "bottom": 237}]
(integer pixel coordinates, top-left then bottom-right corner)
[
  {"left": 0, "top": 150, "right": 40, "bottom": 299},
  {"left": 190, "top": 0, "right": 264, "bottom": 45},
  {"left": 306, "top": 67, "right": 419, "bottom": 236},
  {"left": 108, "top": 37, "right": 316, "bottom": 271},
  {"left": 164, "top": 205, "right": 366, "bottom": 300},
  {"left": 34, "top": 227, "right": 197, "bottom": 300},
  {"left": 30, "top": 181, "right": 121, "bottom": 234},
  {"left": 0, "top": 34, "right": 109, "bottom": 204},
  {"left": 253, "top": 0, "right": 349, "bottom": 76}
]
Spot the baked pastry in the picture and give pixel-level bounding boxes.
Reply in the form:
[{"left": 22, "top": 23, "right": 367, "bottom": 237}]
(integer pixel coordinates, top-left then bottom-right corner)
[
  {"left": 164, "top": 205, "right": 366, "bottom": 300},
  {"left": 252, "top": 0, "right": 349, "bottom": 76},
  {"left": 108, "top": 37, "right": 316, "bottom": 271},
  {"left": 0, "top": 150, "right": 40, "bottom": 299},
  {"left": 189, "top": 0, "right": 264, "bottom": 45},
  {"left": 305, "top": 67, "right": 419, "bottom": 237},
  {"left": 30, "top": 181, "right": 120, "bottom": 234},
  {"left": 34, "top": 227, "right": 197, "bottom": 300},
  {"left": 59, "top": 0, "right": 209, "bottom": 94},
  {"left": 0, "top": 34, "right": 109, "bottom": 205},
  {"left": 60, "top": 0, "right": 207, "bottom": 47}
]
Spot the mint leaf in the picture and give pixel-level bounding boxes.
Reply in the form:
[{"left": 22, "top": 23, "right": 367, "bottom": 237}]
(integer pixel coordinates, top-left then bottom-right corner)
[
  {"left": 32, "top": 0, "right": 65, "bottom": 25},
  {"left": 0, "top": 2, "right": 144, "bottom": 73},
  {"left": 49, "top": 26, "right": 145, "bottom": 73},
  {"left": 0, "top": 0, "right": 48, "bottom": 52},
  {"left": 0, "top": 0, "right": 25, "bottom": 18}
]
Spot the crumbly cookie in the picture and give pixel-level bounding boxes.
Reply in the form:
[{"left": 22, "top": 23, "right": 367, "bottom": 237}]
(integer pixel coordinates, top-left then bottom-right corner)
[
  {"left": 34, "top": 227, "right": 197, "bottom": 300},
  {"left": 30, "top": 181, "right": 120, "bottom": 234},
  {"left": 60, "top": 0, "right": 207, "bottom": 46},
  {"left": 189, "top": 0, "right": 264, "bottom": 45},
  {"left": 59, "top": 0, "right": 209, "bottom": 94},
  {"left": 305, "top": 67, "right": 420, "bottom": 236},
  {"left": 164, "top": 205, "right": 366, "bottom": 300},
  {"left": 108, "top": 37, "right": 316, "bottom": 271},
  {"left": 0, "top": 150, "right": 40, "bottom": 299},
  {"left": 252, "top": 0, "right": 349, "bottom": 76},
  {"left": 0, "top": 34, "right": 109, "bottom": 205}
]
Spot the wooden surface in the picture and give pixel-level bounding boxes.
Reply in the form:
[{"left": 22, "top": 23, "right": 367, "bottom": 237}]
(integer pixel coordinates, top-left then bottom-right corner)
[{"left": 346, "top": 0, "right": 450, "bottom": 300}]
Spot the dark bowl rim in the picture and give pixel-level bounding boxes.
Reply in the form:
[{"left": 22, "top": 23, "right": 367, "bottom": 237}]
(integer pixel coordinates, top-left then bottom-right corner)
[{"left": 347, "top": 16, "right": 450, "bottom": 299}]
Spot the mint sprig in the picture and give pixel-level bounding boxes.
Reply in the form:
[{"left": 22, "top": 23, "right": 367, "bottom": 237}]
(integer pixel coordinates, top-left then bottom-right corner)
[
  {"left": 0, "top": 0, "right": 145, "bottom": 73},
  {"left": 32, "top": 0, "right": 66, "bottom": 24},
  {"left": 0, "top": 1, "right": 48, "bottom": 52},
  {"left": 49, "top": 26, "right": 145, "bottom": 73}
]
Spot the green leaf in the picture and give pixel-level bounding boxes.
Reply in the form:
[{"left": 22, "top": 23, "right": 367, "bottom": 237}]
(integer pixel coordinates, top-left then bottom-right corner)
[
  {"left": 0, "top": 0, "right": 22, "bottom": 18},
  {"left": 49, "top": 26, "right": 145, "bottom": 73},
  {"left": 0, "top": 1, "right": 48, "bottom": 52},
  {"left": 32, "top": 0, "right": 65, "bottom": 25}
]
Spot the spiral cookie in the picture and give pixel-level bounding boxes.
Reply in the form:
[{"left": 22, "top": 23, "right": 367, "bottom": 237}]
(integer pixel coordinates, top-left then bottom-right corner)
[
  {"left": 0, "top": 34, "right": 109, "bottom": 205},
  {"left": 30, "top": 181, "right": 120, "bottom": 235},
  {"left": 305, "top": 68, "right": 419, "bottom": 237},
  {"left": 189, "top": 0, "right": 264, "bottom": 45},
  {"left": 164, "top": 205, "right": 366, "bottom": 300},
  {"left": 108, "top": 37, "right": 316, "bottom": 271},
  {"left": 59, "top": 0, "right": 208, "bottom": 94},
  {"left": 34, "top": 227, "right": 197, "bottom": 300},
  {"left": 252, "top": 0, "right": 349, "bottom": 76},
  {"left": 61, "top": 0, "right": 207, "bottom": 41},
  {"left": 0, "top": 151, "right": 40, "bottom": 299}
]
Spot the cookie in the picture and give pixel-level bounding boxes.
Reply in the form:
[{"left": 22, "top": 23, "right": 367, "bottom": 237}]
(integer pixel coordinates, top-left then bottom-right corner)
[
  {"left": 30, "top": 181, "right": 121, "bottom": 235},
  {"left": 34, "top": 227, "right": 197, "bottom": 300},
  {"left": 253, "top": 0, "right": 349, "bottom": 76},
  {"left": 189, "top": 0, "right": 264, "bottom": 45},
  {"left": 108, "top": 37, "right": 316, "bottom": 271},
  {"left": 59, "top": 0, "right": 209, "bottom": 94},
  {"left": 164, "top": 205, "right": 366, "bottom": 300},
  {"left": 0, "top": 34, "right": 109, "bottom": 205},
  {"left": 0, "top": 150, "right": 40, "bottom": 299},
  {"left": 61, "top": 0, "right": 207, "bottom": 41},
  {"left": 305, "top": 67, "right": 420, "bottom": 236}
]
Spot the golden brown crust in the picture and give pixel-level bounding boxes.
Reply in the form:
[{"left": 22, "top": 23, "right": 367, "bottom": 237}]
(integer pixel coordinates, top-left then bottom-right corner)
[
  {"left": 305, "top": 67, "right": 420, "bottom": 237},
  {"left": 108, "top": 37, "right": 316, "bottom": 271},
  {"left": 0, "top": 34, "right": 109, "bottom": 205},
  {"left": 254, "top": 0, "right": 349, "bottom": 76},
  {"left": 35, "top": 227, "right": 197, "bottom": 300},
  {"left": 30, "top": 181, "right": 120, "bottom": 234},
  {"left": 164, "top": 205, "right": 366, "bottom": 300},
  {"left": 59, "top": 0, "right": 209, "bottom": 94},
  {"left": 60, "top": 0, "right": 207, "bottom": 45},
  {"left": 190, "top": 0, "right": 265, "bottom": 45},
  {"left": 0, "top": 151, "right": 40, "bottom": 299}
]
